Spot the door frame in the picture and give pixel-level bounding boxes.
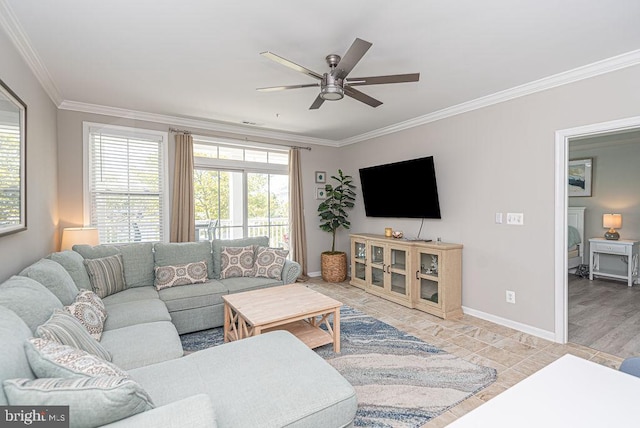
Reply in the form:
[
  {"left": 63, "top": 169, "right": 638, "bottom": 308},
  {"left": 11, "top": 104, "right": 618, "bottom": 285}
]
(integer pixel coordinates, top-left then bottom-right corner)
[{"left": 554, "top": 115, "right": 640, "bottom": 343}]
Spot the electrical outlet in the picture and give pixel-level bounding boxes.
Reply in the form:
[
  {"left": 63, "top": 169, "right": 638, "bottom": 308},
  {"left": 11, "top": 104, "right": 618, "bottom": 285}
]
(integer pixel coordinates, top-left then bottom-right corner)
[
  {"left": 506, "top": 290, "right": 516, "bottom": 304},
  {"left": 507, "top": 213, "right": 524, "bottom": 225}
]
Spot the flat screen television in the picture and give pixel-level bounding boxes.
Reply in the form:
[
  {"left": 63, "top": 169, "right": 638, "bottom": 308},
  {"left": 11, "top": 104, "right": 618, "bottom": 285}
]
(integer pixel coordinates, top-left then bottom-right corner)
[{"left": 359, "top": 156, "right": 441, "bottom": 218}]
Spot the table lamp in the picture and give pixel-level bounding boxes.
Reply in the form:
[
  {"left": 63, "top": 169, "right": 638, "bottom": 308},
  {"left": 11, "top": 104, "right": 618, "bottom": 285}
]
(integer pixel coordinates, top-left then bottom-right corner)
[
  {"left": 603, "top": 214, "right": 622, "bottom": 240},
  {"left": 60, "top": 227, "right": 99, "bottom": 250}
]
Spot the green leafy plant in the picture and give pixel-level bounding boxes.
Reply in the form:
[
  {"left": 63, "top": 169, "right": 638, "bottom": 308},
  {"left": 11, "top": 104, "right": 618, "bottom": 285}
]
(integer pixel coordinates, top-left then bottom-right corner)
[{"left": 317, "top": 169, "right": 356, "bottom": 253}]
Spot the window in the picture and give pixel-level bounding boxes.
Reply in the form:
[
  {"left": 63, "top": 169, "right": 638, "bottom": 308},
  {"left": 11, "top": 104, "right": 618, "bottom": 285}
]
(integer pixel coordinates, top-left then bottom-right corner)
[
  {"left": 83, "top": 123, "right": 169, "bottom": 244},
  {"left": 193, "top": 137, "right": 289, "bottom": 248}
]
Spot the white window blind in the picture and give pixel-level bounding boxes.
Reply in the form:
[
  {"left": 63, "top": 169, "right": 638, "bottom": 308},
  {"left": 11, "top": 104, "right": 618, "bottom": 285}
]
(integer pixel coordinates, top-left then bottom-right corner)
[{"left": 85, "top": 124, "right": 168, "bottom": 244}]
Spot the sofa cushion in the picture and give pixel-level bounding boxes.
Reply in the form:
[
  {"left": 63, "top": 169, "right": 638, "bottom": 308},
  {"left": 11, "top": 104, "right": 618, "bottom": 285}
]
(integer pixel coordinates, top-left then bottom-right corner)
[
  {"left": 158, "top": 280, "right": 227, "bottom": 312},
  {"left": 100, "top": 394, "right": 217, "bottom": 428},
  {"left": 221, "top": 277, "right": 283, "bottom": 294},
  {"left": 100, "top": 321, "right": 183, "bottom": 370},
  {"left": 36, "top": 310, "right": 112, "bottom": 361},
  {"left": 0, "top": 276, "right": 63, "bottom": 333},
  {"left": 103, "top": 299, "right": 171, "bottom": 331},
  {"left": 48, "top": 250, "right": 92, "bottom": 290},
  {"left": 254, "top": 247, "right": 289, "bottom": 279},
  {"left": 24, "top": 338, "right": 126, "bottom": 379},
  {"left": 0, "top": 306, "right": 35, "bottom": 405},
  {"left": 65, "top": 300, "right": 106, "bottom": 340},
  {"left": 102, "top": 286, "right": 159, "bottom": 306},
  {"left": 74, "top": 243, "right": 155, "bottom": 288},
  {"left": 212, "top": 237, "right": 269, "bottom": 279},
  {"left": 84, "top": 254, "right": 126, "bottom": 298},
  {"left": 128, "top": 331, "right": 357, "bottom": 427},
  {"left": 154, "top": 242, "right": 214, "bottom": 279},
  {"left": 220, "top": 246, "right": 256, "bottom": 279},
  {"left": 154, "top": 260, "right": 208, "bottom": 290},
  {"left": 3, "top": 376, "right": 154, "bottom": 428},
  {"left": 19, "top": 258, "right": 79, "bottom": 306}
]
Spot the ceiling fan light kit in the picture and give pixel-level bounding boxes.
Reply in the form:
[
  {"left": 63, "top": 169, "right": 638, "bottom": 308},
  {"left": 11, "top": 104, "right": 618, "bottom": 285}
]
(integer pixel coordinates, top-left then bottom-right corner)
[{"left": 259, "top": 38, "right": 420, "bottom": 109}]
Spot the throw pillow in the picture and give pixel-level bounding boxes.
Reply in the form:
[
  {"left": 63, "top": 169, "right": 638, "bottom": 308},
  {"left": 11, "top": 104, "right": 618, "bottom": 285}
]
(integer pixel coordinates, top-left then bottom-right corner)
[
  {"left": 3, "top": 376, "right": 154, "bottom": 428},
  {"left": 220, "top": 246, "right": 256, "bottom": 279},
  {"left": 35, "top": 310, "right": 112, "bottom": 361},
  {"left": 24, "top": 338, "right": 126, "bottom": 379},
  {"left": 84, "top": 254, "right": 126, "bottom": 298},
  {"left": 254, "top": 247, "right": 289, "bottom": 279},
  {"left": 64, "top": 301, "right": 105, "bottom": 341},
  {"left": 74, "top": 289, "right": 107, "bottom": 319},
  {"left": 154, "top": 260, "right": 208, "bottom": 291}
]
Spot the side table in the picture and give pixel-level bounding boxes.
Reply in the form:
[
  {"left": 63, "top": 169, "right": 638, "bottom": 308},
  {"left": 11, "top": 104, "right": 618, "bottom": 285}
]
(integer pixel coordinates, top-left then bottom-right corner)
[{"left": 588, "top": 238, "right": 639, "bottom": 287}]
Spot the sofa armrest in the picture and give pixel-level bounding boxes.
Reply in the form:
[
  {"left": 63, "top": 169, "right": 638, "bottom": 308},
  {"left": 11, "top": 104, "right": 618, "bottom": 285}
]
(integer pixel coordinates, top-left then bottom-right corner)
[
  {"left": 101, "top": 394, "right": 216, "bottom": 428},
  {"left": 282, "top": 259, "right": 301, "bottom": 284}
]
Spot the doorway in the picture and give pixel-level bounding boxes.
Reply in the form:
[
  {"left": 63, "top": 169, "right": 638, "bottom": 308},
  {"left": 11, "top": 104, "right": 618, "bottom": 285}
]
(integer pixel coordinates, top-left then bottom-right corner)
[{"left": 554, "top": 116, "right": 640, "bottom": 350}]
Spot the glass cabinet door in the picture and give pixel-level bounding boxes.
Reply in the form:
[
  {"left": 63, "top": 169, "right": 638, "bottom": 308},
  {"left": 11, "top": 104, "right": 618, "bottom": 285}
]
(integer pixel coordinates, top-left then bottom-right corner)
[
  {"left": 417, "top": 251, "right": 440, "bottom": 306},
  {"left": 389, "top": 247, "right": 408, "bottom": 296},
  {"left": 368, "top": 243, "right": 385, "bottom": 290}
]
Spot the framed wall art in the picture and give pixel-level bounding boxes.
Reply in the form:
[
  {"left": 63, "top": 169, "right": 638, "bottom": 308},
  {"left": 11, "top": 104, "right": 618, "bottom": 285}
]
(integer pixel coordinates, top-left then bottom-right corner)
[
  {"left": 568, "top": 158, "right": 592, "bottom": 197},
  {"left": 315, "top": 171, "right": 326, "bottom": 183}
]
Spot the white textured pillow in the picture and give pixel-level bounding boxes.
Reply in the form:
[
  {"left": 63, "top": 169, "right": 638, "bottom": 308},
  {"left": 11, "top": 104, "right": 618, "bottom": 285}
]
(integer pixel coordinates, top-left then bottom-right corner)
[
  {"left": 3, "top": 376, "right": 154, "bottom": 428},
  {"left": 220, "top": 246, "right": 256, "bottom": 279},
  {"left": 24, "top": 338, "right": 126, "bottom": 379},
  {"left": 154, "top": 260, "right": 208, "bottom": 291},
  {"left": 254, "top": 247, "right": 289, "bottom": 279}
]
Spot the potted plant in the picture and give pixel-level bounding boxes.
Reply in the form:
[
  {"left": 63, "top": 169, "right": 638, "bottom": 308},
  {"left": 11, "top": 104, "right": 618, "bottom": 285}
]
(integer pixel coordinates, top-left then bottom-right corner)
[{"left": 317, "top": 169, "right": 356, "bottom": 282}]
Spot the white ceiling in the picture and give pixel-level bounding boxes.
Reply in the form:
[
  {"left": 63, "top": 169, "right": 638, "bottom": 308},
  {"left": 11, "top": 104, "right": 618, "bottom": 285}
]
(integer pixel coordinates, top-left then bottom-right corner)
[{"left": 2, "top": 0, "right": 640, "bottom": 145}]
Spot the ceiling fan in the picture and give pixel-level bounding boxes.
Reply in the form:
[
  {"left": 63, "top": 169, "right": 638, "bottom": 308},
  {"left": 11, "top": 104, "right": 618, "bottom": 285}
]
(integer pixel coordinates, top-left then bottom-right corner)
[{"left": 257, "top": 38, "right": 420, "bottom": 110}]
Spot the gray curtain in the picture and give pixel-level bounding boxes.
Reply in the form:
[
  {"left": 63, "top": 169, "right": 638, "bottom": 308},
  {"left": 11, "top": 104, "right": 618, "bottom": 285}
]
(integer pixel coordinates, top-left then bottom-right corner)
[
  {"left": 289, "top": 148, "right": 308, "bottom": 279},
  {"left": 170, "top": 133, "right": 195, "bottom": 242}
]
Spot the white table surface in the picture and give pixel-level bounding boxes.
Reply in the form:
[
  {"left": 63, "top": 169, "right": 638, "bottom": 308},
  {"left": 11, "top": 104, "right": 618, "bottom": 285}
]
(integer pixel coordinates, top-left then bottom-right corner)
[{"left": 447, "top": 354, "right": 640, "bottom": 428}]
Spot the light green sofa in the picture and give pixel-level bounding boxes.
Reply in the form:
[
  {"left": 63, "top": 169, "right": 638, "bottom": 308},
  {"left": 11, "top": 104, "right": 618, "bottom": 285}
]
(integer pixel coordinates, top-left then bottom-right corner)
[{"left": 0, "top": 237, "right": 357, "bottom": 428}]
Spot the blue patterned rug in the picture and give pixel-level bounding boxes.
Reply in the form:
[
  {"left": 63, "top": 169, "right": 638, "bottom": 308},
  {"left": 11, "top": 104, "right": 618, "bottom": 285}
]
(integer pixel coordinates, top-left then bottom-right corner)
[{"left": 180, "top": 306, "right": 496, "bottom": 427}]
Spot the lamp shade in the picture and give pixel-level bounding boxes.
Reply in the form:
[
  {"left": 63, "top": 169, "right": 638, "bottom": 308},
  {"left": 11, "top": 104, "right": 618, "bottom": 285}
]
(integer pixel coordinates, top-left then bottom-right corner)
[
  {"left": 60, "top": 227, "right": 99, "bottom": 251},
  {"left": 603, "top": 214, "right": 622, "bottom": 229}
]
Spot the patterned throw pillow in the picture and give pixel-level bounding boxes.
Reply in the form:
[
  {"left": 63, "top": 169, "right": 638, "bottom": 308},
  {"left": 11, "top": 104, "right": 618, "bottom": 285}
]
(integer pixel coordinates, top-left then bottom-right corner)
[
  {"left": 3, "top": 376, "right": 154, "bottom": 428},
  {"left": 220, "top": 246, "right": 257, "bottom": 279},
  {"left": 84, "top": 254, "right": 126, "bottom": 298},
  {"left": 24, "top": 338, "right": 126, "bottom": 379},
  {"left": 254, "top": 247, "right": 289, "bottom": 279},
  {"left": 154, "top": 260, "right": 208, "bottom": 291},
  {"left": 75, "top": 289, "right": 107, "bottom": 318},
  {"left": 64, "top": 300, "right": 105, "bottom": 341},
  {"left": 35, "top": 310, "right": 112, "bottom": 361}
]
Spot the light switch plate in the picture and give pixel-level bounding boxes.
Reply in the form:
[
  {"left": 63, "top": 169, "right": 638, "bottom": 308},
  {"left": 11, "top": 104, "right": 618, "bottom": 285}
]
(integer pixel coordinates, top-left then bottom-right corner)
[
  {"left": 495, "top": 213, "right": 503, "bottom": 224},
  {"left": 507, "top": 213, "right": 524, "bottom": 225}
]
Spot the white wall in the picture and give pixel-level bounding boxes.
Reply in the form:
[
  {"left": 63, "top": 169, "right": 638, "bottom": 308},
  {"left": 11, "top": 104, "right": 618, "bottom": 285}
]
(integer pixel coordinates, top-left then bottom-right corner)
[
  {"left": 0, "top": 28, "right": 58, "bottom": 281},
  {"left": 340, "top": 65, "right": 640, "bottom": 334}
]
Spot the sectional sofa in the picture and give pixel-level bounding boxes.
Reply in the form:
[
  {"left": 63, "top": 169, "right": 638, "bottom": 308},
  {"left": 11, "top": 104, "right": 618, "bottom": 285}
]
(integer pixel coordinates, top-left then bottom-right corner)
[{"left": 0, "top": 236, "right": 358, "bottom": 427}]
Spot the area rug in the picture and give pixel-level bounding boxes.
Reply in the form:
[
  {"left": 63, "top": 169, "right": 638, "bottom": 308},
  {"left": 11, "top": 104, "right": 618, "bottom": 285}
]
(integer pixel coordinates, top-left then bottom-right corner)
[{"left": 180, "top": 306, "right": 496, "bottom": 427}]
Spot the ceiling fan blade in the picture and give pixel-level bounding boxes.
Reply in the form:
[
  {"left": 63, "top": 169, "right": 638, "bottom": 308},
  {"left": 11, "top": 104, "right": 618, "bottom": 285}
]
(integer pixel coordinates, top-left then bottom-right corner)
[
  {"left": 309, "top": 95, "right": 325, "bottom": 110},
  {"left": 333, "top": 38, "right": 372, "bottom": 80},
  {"left": 347, "top": 73, "right": 420, "bottom": 86},
  {"left": 344, "top": 86, "right": 382, "bottom": 108},
  {"left": 260, "top": 52, "right": 323, "bottom": 80},
  {"left": 257, "top": 83, "right": 320, "bottom": 92}
]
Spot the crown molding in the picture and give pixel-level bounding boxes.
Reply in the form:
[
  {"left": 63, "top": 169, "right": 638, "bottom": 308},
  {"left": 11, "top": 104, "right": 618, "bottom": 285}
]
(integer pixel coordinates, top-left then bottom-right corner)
[
  {"left": 0, "top": 0, "right": 62, "bottom": 105},
  {"left": 58, "top": 100, "right": 339, "bottom": 147},
  {"left": 337, "top": 49, "right": 640, "bottom": 146}
]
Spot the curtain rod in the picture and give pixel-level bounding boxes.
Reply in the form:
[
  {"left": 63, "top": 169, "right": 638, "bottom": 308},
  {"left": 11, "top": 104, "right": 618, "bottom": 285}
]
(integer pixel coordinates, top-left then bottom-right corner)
[{"left": 168, "top": 127, "right": 311, "bottom": 151}]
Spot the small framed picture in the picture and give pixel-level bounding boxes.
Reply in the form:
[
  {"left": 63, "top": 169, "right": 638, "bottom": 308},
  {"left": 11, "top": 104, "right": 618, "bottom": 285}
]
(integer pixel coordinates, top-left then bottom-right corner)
[
  {"left": 315, "top": 171, "right": 326, "bottom": 183},
  {"left": 568, "top": 158, "right": 593, "bottom": 197},
  {"left": 315, "top": 187, "right": 327, "bottom": 200}
]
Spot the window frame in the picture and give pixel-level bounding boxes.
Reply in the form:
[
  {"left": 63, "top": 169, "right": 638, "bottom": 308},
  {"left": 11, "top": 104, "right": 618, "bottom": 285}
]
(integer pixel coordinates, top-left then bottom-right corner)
[
  {"left": 82, "top": 122, "right": 170, "bottom": 243},
  {"left": 193, "top": 137, "right": 289, "bottom": 242}
]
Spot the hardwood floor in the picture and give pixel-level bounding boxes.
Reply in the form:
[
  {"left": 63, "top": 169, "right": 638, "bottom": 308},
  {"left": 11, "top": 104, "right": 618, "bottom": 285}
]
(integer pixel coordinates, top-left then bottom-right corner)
[
  {"left": 306, "top": 277, "right": 624, "bottom": 427},
  {"left": 569, "top": 274, "right": 640, "bottom": 359}
]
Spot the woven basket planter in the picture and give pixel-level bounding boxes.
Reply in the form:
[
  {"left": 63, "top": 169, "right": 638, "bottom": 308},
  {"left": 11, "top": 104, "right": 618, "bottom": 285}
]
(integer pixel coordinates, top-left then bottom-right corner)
[{"left": 321, "top": 252, "right": 347, "bottom": 283}]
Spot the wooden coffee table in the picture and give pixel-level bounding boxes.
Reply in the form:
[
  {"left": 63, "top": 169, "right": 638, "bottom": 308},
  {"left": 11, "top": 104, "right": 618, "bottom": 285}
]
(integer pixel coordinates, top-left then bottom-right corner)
[{"left": 222, "top": 284, "right": 342, "bottom": 352}]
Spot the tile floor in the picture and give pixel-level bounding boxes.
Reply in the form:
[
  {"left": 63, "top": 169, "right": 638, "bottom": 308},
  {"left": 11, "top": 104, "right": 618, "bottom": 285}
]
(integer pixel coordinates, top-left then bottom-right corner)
[{"left": 306, "top": 278, "right": 625, "bottom": 428}]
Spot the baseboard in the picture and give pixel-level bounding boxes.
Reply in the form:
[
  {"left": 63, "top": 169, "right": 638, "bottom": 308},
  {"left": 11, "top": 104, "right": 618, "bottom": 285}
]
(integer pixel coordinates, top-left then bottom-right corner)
[
  {"left": 308, "top": 271, "right": 321, "bottom": 278},
  {"left": 462, "top": 306, "right": 557, "bottom": 342}
]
